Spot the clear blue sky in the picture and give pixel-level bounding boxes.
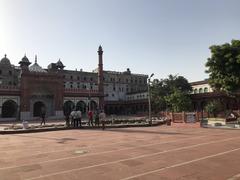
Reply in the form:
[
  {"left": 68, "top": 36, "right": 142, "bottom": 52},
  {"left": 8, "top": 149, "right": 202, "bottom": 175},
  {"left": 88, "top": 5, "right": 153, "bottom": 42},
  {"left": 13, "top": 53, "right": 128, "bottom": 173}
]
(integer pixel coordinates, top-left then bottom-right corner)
[{"left": 0, "top": 0, "right": 239, "bottom": 82}]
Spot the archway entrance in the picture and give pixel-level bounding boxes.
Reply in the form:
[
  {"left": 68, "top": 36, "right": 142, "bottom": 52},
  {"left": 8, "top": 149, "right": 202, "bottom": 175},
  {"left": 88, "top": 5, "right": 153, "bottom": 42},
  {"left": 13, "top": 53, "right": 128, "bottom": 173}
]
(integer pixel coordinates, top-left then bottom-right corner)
[
  {"left": 76, "top": 101, "right": 86, "bottom": 113},
  {"left": 90, "top": 100, "right": 98, "bottom": 111},
  {"left": 33, "top": 101, "right": 45, "bottom": 117},
  {"left": 2, "top": 100, "right": 17, "bottom": 118},
  {"left": 63, "top": 101, "right": 75, "bottom": 112}
]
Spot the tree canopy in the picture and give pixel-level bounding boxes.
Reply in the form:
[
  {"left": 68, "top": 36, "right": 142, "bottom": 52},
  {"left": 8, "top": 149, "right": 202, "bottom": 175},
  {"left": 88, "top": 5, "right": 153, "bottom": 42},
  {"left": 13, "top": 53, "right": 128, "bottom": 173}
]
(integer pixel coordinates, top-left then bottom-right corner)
[
  {"left": 150, "top": 75, "right": 192, "bottom": 112},
  {"left": 206, "top": 39, "right": 240, "bottom": 93}
]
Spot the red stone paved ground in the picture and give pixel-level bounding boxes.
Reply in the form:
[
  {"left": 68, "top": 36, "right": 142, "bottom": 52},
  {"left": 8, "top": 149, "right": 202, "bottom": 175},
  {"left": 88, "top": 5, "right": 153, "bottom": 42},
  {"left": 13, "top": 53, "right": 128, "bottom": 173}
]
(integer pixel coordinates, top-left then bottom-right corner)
[{"left": 0, "top": 124, "right": 240, "bottom": 180}]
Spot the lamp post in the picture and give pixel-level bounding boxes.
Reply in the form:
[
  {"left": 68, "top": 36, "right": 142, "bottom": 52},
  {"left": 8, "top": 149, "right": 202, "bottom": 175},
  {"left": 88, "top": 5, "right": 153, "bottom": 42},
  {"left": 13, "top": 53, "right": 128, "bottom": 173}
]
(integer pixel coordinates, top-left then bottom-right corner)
[{"left": 148, "top": 73, "right": 154, "bottom": 125}]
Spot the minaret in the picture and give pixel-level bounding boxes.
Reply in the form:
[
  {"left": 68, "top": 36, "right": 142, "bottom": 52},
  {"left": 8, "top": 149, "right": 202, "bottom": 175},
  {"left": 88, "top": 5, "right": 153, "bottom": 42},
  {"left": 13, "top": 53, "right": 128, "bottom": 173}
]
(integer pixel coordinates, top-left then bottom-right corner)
[
  {"left": 18, "top": 54, "right": 31, "bottom": 72},
  {"left": 34, "top": 55, "right": 37, "bottom": 64},
  {"left": 98, "top": 45, "right": 104, "bottom": 111}
]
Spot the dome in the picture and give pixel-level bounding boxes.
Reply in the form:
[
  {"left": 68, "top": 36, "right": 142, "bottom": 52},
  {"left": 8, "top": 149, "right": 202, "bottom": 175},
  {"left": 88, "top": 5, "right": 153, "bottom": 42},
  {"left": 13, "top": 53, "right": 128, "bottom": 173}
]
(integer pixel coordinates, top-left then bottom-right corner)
[
  {"left": 56, "top": 59, "right": 65, "bottom": 68},
  {"left": 21, "top": 55, "right": 30, "bottom": 63},
  {"left": 29, "top": 62, "right": 47, "bottom": 73},
  {"left": 18, "top": 55, "right": 31, "bottom": 67},
  {"left": 0, "top": 54, "right": 11, "bottom": 66}
]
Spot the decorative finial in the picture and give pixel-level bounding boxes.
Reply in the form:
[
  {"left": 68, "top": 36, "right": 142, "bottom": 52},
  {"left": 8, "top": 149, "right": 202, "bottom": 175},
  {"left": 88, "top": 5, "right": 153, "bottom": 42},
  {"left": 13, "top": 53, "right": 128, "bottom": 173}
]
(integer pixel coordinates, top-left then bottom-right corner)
[
  {"left": 4, "top": 54, "right": 7, "bottom": 58},
  {"left": 35, "top": 55, "right": 37, "bottom": 63},
  {"left": 98, "top": 45, "right": 103, "bottom": 51}
]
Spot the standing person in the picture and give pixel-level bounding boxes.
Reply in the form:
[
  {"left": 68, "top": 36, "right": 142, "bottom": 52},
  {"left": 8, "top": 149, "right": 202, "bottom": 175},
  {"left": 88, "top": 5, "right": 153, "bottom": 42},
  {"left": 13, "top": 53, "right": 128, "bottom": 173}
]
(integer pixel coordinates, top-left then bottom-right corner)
[
  {"left": 70, "top": 109, "right": 77, "bottom": 127},
  {"left": 63, "top": 105, "right": 71, "bottom": 127},
  {"left": 99, "top": 110, "right": 106, "bottom": 130},
  {"left": 76, "top": 109, "right": 82, "bottom": 127},
  {"left": 94, "top": 110, "right": 100, "bottom": 127},
  {"left": 88, "top": 110, "right": 94, "bottom": 126},
  {"left": 40, "top": 106, "right": 46, "bottom": 126}
]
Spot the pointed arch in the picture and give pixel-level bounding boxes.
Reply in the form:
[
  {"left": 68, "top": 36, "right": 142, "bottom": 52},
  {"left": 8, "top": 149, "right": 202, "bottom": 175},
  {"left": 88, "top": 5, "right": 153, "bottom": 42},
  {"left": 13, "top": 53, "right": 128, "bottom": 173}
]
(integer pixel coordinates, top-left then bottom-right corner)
[{"left": 2, "top": 100, "right": 17, "bottom": 118}]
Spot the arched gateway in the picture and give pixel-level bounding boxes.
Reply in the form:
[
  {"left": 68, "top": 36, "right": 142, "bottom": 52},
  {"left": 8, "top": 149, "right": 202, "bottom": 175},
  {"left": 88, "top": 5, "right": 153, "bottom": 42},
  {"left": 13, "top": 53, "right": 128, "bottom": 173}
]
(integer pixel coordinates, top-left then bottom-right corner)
[
  {"left": 33, "top": 101, "right": 46, "bottom": 117},
  {"left": 2, "top": 100, "right": 18, "bottom": 118}
]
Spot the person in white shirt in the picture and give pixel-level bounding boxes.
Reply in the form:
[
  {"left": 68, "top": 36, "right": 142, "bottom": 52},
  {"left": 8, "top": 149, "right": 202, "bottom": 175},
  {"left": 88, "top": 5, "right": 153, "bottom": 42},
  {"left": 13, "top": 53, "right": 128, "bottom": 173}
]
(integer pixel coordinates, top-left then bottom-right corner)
[
  {"left": 70, "top": 110, "right": 77, "bottom": 127},
  {"left": 99, "top": 111, "right": 106, "bottom": 130},
  {"left": 76, "top": 110, "right": 82, "bottom": 127}
]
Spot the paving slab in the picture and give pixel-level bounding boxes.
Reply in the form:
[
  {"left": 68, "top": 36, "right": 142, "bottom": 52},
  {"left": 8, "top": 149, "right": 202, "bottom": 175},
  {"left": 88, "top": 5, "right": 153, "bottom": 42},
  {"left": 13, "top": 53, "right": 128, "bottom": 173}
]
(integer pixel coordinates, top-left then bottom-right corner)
[{"left": 0, "top": 124, "right": 240, "bottom": 180}]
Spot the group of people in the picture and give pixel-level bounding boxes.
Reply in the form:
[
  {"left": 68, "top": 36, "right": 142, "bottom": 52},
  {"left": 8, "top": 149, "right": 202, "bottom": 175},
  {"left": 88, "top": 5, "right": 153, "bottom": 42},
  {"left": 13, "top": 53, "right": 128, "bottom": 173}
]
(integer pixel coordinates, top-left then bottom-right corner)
[
  {"left": 70, "top": 109, "right": 82, "bottom": 127},
  {"left": 40, "top": 105, "right": 106, "bottom": 130},
  {"left": 87, "top": 110, "right": 106, "bottom": 129},
  {"left": 64, "top": 107, "right": 106, "bottom": 130}
]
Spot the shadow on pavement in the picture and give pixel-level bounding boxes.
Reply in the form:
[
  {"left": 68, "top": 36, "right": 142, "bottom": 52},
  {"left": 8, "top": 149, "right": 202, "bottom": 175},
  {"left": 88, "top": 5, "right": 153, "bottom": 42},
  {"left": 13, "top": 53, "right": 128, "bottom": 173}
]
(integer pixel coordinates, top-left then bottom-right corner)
[
  {"left": 10, "top": 134, "right": 77, "bottom": 142},
  {"left": 105, "top": 128, "right": 184, "bottom": 135}
]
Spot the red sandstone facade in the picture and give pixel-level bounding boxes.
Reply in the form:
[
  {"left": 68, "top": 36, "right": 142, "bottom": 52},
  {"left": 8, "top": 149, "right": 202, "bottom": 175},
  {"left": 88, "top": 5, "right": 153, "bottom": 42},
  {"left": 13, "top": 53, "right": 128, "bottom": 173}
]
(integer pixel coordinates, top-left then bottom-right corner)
[{"left": 0, "top": 46, "right": 149, "bottom": 120}]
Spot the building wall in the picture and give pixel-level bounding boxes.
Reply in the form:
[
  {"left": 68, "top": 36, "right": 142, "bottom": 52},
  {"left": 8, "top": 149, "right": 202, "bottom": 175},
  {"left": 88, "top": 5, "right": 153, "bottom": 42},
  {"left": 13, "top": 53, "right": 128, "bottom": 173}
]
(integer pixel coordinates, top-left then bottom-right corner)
[
  {"left": 0, "top": 52, "right": 149, "bottom": 120},
  {"left": 103, "top": 70, "right": 148, "bottom": 101},
  {"left": 191, "top": 83, "right": 213, "bottom": 94}
]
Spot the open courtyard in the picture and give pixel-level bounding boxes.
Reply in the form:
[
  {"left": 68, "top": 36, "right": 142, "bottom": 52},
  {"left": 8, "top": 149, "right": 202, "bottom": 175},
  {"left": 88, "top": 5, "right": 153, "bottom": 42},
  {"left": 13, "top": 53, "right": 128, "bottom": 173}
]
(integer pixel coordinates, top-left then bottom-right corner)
[{"left": 0, "top": 124, "right": 240, "bottom": 180}]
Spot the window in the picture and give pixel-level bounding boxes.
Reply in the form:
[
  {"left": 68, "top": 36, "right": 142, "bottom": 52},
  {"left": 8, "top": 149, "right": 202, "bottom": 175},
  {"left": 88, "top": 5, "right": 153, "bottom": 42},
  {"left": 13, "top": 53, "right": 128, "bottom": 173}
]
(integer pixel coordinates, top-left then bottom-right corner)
[
  {"left": 199, "top": 88, "right": 203, "bottom": 93},
  {"left": 113, "top": 87, "right": 116, "bottom": 91},
  {"left": 84, "top": 77, "right": 86, "bottom": 81},
  {"left": 70, "top": 76, "right": 73, "bottom": 80},
  {"left": 0, "top": 70, "right": 2, "bottom": 75},
  {"left": 9, "top": 71, "right": 12, "bottom": 75},
  {"left": 204, "top": 87, "right": 208, "bottom": 93},
  {"left": 194, "top": 89, "right": 198, "bottom": 94},
  {"left": 112, "top": 94, "right": 115, "bottom": 97},
  {"left": 90, "top": 77, "right": 93, "bottom": 81},
  {"left": 77, "top": 76, "right": 80, "bottom": 80}
]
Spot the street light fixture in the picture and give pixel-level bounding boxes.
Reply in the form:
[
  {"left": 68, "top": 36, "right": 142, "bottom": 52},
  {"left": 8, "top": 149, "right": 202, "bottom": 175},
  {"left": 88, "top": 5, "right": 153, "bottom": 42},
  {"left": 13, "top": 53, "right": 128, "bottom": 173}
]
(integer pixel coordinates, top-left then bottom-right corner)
[{"left": 148, "top": 73, "right": 154, "bottom": 125}]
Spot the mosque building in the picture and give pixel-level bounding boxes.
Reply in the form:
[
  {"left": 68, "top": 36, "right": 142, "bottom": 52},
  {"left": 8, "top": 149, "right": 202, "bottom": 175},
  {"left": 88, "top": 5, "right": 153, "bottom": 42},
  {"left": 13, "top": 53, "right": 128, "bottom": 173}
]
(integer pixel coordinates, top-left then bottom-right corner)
[{"left": 0, "top": 46, "right": 148, "bottom": 121}]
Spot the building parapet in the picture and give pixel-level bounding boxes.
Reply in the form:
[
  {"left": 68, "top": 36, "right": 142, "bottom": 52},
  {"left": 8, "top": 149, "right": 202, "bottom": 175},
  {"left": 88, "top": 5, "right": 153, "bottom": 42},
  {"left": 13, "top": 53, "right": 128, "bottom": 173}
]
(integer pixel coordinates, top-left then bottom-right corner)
[
  {"left": 0, "top": 85, "right": 20, "bottom": 95},
  {"left": 104, "top": 70, "right": 148, "bottom": 77},
  {"left": 0, "top": 85, "right": 20, "bottom": 90}
]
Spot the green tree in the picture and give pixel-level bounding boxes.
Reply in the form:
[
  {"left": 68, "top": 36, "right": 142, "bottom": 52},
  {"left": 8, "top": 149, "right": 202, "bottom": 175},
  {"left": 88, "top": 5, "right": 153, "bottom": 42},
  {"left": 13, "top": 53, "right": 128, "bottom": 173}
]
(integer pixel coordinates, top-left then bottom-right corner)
[
  {"left": 206, "top": 40, "right": 240, "bottom": 93},
  {"left": 165, "top": 88, "right": 192, "bottom": 112},
  {"left": 150, "top": 75, "right": 192, "bottom": 112},
  {"left": 151, "top": 79, "right": 167, "bottom": 113},
  {"left": 204, "top": 100, "right": 223, "bottom": 118},
  {"left": 163, "top": 75, "right": 192, "bottom": 94}
]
